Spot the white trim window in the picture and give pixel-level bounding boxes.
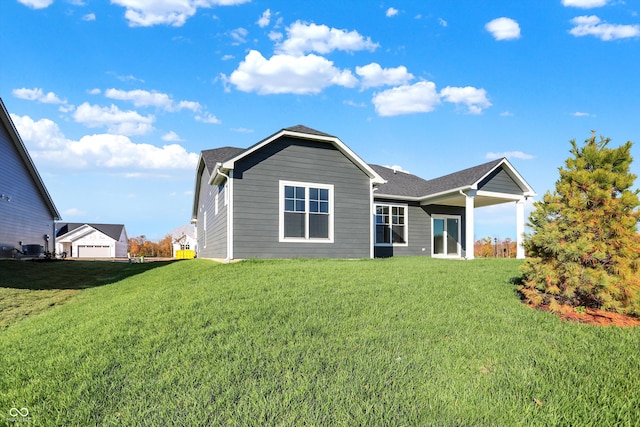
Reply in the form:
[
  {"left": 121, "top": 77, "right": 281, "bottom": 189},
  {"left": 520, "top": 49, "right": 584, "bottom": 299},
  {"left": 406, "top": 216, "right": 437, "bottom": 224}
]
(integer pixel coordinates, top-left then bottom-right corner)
[
  {"left": 279, "top": 180, "right": 334, "bottom": 242},
  {"left": 374, "top": 203, "right": 407, "bottom": 246}
]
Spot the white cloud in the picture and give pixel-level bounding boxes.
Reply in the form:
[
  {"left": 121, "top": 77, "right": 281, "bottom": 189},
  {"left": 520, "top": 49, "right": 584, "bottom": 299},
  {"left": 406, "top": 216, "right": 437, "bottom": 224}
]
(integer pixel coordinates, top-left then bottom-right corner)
[
  {"left": 82, "top": 13, "right": 96, "bottom": 21},
  {"left": 11, "top": 114, "right": 198, "bottom": 169},
  {"left": 386, "top": 7, "right": 399, "bottom": 17},
  {"left": 230, "top": 127, "right": 254, "bottom": 133},
  {"left": 104, "top": 89, "right": 201, "bottom": 112},
  {"left": 372, "top": 81, "right": 441, "bottom": 116},
  {"left": 372, "top": 82, "right": 491, "bottom": 117},
  {"left": 269, "top": 31, "right": 283, "bottom": 42},
  {"left": 276, "top": 21, "right": 379, "bottom": 56},
  {"left": 230, "top": 27, "right": 248, "bottom": 44},
  {"left": 69, "top": 134, "right": 199, "bottom": 168},
  {"left": 257, "top": 9, "right": 271, "bottom": 27},
  {"left": 111, "top": 0, "right": 250, "bottom": 27},
  {"left": 440, "top": 86, "right": 492, "bottom": 114},
  {"left": 485, "top": 151, "right": 535, "bottom": 160},
  {"left": 162, "top": 131, "right": 183, "bottom": 141},
  {"left": 438, "top": 18, "right": 448, "bottom": 27},
  {"left": 569, "top": 15, "right": 640, "bottom": 40},
  {"left": 73, "top": 102, "right": 155, "bottom": 135},
  {"left": 356, "top": 63, "right": 414, "bottom": 89},
  {"left": 485, "top": 17, "right": 521, "bottom": 40},
  {"left": 88, "top": 88, "right": 101, "bottom": 95},
  {"left": 222, "top": 54, "right": 235, "bottom": 61},
  {"left": 9, "top": 114, "right": 70, "bottom": 150},
  {"left": 573, "top": 111, "right": 595, "bottom": 117},
  {"left": 195, "top": 113, "right": 222, "bottom": 124},
  {"left": 13, "top": 88, "right": 65, "bottom": 104},
  {"left": 562, "top": 0, "right": 609, "bottom": 8},
  {"left": 228, "top": 49, "right": 358, "bottom": 95},
  {"left": 17, "top": 0, "right": 53, "bottom": 9}
]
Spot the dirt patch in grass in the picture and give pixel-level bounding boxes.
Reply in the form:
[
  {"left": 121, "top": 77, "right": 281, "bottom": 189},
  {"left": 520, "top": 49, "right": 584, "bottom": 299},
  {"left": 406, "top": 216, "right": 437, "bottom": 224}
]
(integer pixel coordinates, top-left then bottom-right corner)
[{"left": 531, "top": 303, "right": 640, "bottom": 327}]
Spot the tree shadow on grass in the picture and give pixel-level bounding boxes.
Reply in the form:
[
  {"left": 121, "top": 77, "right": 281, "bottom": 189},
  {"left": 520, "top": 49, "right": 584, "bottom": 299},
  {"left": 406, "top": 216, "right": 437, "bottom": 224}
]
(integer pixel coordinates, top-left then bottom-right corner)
[{"left": 0, "top": 259, "right": 179, "bottom": 290}]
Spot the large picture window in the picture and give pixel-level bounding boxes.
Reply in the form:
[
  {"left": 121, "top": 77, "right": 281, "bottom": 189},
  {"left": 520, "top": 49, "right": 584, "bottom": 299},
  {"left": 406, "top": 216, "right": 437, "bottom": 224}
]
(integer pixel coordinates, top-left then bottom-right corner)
[
  {"left": 280, "top": 181, "right": 333, "bottom": 242},
  {"left": 375, "top": 204, "right": 407, "bottom": 245}
]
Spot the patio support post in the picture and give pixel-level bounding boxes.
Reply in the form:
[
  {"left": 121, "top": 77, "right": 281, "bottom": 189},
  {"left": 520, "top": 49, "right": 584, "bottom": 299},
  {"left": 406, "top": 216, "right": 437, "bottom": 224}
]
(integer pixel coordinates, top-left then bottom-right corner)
[
  {"left": 464, "top": 190, "right": 476, "bottom": 260},
  {"left": 516, "top": 198, "right": 526, "bottom": 259}
]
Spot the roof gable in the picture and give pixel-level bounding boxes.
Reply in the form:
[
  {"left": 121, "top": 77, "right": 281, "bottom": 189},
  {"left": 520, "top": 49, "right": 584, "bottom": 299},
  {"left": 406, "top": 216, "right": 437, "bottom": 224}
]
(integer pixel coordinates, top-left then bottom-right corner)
[
  {"left": 56, "top": 223, "right": 125, "bottom": 241},
  {"left": 1, "top": 98, "right": 61, "bottom": 220},
  {"left": 421, "top": 158, "right": 504, "bottom": 197},
  {"left": 214, "top": 125, "right": 385, "bottom": 185},
  {"left": 373, "top": 158, "right": 535, "bottom": 200}
]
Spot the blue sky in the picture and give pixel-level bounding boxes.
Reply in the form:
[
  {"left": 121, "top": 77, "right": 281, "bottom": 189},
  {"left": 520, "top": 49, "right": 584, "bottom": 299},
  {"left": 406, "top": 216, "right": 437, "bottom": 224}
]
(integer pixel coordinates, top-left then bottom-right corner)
[{"left": 2, "top": 0, "right": 639, "bottom": 241}]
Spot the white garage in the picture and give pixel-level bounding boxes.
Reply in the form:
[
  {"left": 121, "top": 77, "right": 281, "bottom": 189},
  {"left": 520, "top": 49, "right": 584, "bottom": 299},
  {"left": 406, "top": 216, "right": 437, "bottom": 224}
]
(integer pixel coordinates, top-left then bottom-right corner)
[
  {"left": 77, "top": 245, "right": 111, "bottom": 258},
  {"left": 56, "top": 223, "right": 128, "bottom": 259}
]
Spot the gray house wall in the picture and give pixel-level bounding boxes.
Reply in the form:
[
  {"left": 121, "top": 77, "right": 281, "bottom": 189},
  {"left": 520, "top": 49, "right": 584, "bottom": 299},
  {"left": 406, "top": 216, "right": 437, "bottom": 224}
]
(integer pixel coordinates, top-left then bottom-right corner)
[
  {"left": 0, "top": 120, "right": 56, "bottom": 258},
  {"left": 195, "top": 165, "right": 215, "bottom": 259},
  {"left": 231, "top": 138, "right": 372, "bottom": 259},
  {"left": 478, "top": 167, "right": 523, "bottom": 194},
  {"left": 374, "top": 200, "right": 466, "bottom": 258},
  {"left": 210, "top": 184, "right": 228, "bottom": 259}
]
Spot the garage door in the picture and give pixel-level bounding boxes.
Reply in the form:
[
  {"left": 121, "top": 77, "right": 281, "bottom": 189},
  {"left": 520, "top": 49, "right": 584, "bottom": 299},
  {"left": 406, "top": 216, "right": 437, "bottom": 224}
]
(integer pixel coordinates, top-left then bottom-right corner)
[{"left": 78, "top": 245, "right": 111, "bottom": 258}]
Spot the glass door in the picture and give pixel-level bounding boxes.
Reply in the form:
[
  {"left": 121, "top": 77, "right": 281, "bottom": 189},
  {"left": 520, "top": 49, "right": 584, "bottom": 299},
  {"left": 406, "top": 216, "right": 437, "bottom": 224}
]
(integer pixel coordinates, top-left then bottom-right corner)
[{"left": 433, "top": 215, "right": 461, "bottom": 257}]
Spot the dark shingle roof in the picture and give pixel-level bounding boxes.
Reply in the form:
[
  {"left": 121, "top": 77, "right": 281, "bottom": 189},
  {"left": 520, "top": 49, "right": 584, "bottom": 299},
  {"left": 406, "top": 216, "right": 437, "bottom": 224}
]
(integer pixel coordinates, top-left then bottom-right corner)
[
  {"left": 370, "top": 165, "right": 433, "bottom": 198},
  {"left": 201, "top": 147, "right": 245, "bottom": 173},
  {"left": 200, "top": 126, "right": 333, "bottom": 174},
  {"left": 56, "top": 223, "right": 126, "bottom": 241},
  {"left": 372, "top": 158, "right": 504, "bottom": 198},
  {"left": 420, "top": 158, "right": 503, "bottom": 197},
  {"left": 283, "top": 125, "right": 335, "bottom": 138}
]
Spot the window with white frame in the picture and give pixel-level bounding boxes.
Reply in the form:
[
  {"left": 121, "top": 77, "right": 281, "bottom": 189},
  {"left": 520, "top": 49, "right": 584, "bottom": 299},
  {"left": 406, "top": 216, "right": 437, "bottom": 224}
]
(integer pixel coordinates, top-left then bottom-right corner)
[
  {"left": 280, "top": 181, "right": 334, "bottom": 242},
  {"left": 375, "top": 204, "right": 407, "bottom": 245}
]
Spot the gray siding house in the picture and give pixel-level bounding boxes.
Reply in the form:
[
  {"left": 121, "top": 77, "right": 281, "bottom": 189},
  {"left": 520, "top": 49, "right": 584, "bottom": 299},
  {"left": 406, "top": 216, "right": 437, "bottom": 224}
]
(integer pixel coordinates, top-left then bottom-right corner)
[
  {"left": 192, "top": 125, "right": 535, "bottom": 261},
  {"left": 0, "top": 98, "right": 60, "bottom": 258}
]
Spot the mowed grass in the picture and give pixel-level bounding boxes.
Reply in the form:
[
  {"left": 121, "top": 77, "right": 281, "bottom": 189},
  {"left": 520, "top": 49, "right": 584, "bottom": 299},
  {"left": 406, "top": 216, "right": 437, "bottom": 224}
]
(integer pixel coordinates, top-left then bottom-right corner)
[{"left": 1, "top": 258, "right": 639, "bottom": 426}]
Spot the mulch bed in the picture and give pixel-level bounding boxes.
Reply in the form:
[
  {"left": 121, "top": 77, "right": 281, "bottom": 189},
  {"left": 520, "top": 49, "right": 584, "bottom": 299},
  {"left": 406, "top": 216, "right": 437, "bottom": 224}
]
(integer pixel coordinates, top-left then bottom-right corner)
[{"left": 530, "top": 304, "right": 640, "bottom": 327}]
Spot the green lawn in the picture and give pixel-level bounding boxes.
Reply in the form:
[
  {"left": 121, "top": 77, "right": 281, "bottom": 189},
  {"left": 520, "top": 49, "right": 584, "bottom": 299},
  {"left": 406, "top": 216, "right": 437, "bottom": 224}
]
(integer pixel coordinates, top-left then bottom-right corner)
[{"left": 1, "top": 258, "right": 638, "bottom": 426}]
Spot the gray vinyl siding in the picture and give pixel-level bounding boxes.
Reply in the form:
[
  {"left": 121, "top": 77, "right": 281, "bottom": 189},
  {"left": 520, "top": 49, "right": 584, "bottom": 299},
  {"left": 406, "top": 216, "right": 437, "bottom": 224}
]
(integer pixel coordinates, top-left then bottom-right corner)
[
  {"left": 0, "top": 123, "right": 55, "bottom": 258},
  {"left": 232, "top": 138, "right": 371, "bottom": 259},
  {"left": 478, "top": 167, "right": 523, "bottom": 194},
  {"left": 210, "top": 185, "right": 227, "bottom": 259},
  {"left": 195, "top": 166, "right": 228, "bottom": 259},
  {"left": 373, "top": 200, "right": 466, "bottom": 258}
]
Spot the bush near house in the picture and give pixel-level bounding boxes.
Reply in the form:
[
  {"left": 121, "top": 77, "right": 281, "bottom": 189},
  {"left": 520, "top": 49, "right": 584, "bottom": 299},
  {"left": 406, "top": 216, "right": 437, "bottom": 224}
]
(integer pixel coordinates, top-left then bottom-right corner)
[{"left": 520, "top": 133, "right": 640, "bottom": 316}]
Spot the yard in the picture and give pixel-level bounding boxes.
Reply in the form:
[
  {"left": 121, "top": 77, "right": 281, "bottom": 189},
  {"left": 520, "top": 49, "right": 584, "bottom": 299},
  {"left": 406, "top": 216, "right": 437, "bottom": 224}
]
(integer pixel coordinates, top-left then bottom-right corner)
[{"left": 1, "top": 258, "right": 638, "bottom": 426}]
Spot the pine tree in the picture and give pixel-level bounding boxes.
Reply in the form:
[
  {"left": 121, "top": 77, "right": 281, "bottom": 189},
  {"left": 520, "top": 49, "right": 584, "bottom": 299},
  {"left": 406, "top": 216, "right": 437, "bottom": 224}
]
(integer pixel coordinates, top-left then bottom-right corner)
[{"left": 520, "top": 132, "right": 640, "bottom": 316}]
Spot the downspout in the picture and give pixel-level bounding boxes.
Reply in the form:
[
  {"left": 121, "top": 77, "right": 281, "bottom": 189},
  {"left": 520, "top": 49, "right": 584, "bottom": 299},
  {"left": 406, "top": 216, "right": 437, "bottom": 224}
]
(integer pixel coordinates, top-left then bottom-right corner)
[
  {"left": 216, "top": 164, "right": 233, "bottom": 262},
  {"left": 370, "top": 184, "right": 378, "bottom": 259}
]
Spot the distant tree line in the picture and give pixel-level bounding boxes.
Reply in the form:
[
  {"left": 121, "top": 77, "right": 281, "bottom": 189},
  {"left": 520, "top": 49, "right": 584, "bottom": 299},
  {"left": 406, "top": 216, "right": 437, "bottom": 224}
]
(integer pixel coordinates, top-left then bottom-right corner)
[
  {"left": 128, "top": 235, "right": 173, "bottom": 257},
  {"left": 474, "top": 237, "right": 517, "bottom": 258}
]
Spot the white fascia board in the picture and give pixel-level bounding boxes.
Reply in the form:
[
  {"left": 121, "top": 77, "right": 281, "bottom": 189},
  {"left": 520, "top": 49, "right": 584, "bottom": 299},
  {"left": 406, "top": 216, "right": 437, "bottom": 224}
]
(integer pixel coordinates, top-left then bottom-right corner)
[
  {"left": 220, "top": 129, "right": 386, "bottom": 185},
  {"left": 192, "top": 153, "right": 207, "bottom": 220},
  {"left": 58, "top": 224, "right": 98, "bottom": 242},
  {"left": 373, "top": 193, "right": 424, "bottom": 202},
  {"left": 475, "top": 190, "right": 527, "bottom": 201},
  {"left": 417, "top": 186, "right": 472, "bottom": 205}
]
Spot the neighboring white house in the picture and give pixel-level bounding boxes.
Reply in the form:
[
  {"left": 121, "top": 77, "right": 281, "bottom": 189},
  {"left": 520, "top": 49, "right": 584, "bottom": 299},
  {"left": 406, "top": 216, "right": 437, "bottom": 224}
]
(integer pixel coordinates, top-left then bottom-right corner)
[
  {"left": 169, "top": 224, "right": 197, "bottom": 259},
  {"left": 56, "top": 223, "right": 128, "bottom": 258}
]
